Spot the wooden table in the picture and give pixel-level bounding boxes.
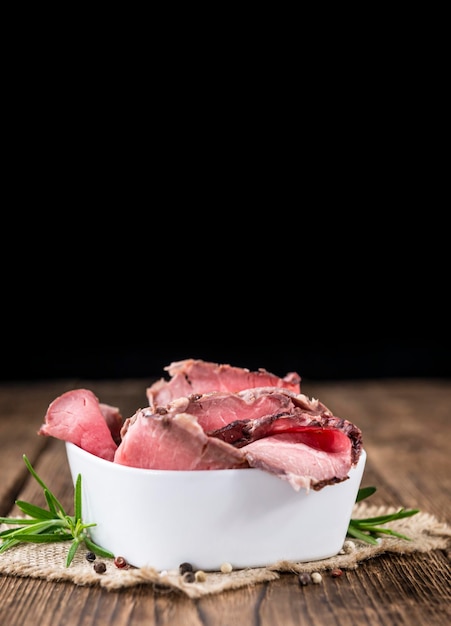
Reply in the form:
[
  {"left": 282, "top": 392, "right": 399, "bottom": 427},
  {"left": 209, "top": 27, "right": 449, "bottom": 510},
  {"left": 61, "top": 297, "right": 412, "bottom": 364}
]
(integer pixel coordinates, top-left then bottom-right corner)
[{"left": 1, "top": 378, "right": 450, "bottom": 625}]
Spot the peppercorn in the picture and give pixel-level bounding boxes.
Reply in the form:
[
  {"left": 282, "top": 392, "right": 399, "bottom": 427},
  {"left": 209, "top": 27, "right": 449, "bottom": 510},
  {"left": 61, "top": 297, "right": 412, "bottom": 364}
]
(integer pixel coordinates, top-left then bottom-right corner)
[
  {"left": 220, "top": 562, "right": 233, "bottom": 574},
  {"left": 182, "top": 571, "right": 195, "bottom": 583},
  {"left": 94, "top": 561, "right": 107, "bottom": 574},
  {"left": 331, "top": 568, "right": 343, "bottom": 577},
  {"left": 299, "top": 572, "right": 312, "bottom": 586},
  {"left": 341, "top": 540, "right": 356, "bottom": 554},
  {"left": 114, "top": 556, "right": 129, "bottom": 569},
  {"left": 179, "top": 562, "right": 194, "bottom": 574},
  {"left": 311, "top": 572, "right": 322, "bottom": 584},
  {"left": 86, "top": 551, "right": 96, "bottom": 562}
]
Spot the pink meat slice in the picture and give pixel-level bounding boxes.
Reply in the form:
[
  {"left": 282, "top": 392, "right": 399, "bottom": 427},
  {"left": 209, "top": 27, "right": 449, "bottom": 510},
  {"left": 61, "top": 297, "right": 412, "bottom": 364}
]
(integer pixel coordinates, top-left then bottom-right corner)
[
  {"left": 243, "top": 430, "right": 353, "bottom": 492},
  {"left": 114, "top": 388, "right": 361, "bottom": 489},
  {"left": 163, "top": 386, "right": 300, "bottom": 433},
  {"left": 146, "top": 359, "right": 301, "bottom": 409},
  {"left": 220, "top": 406, "right": 363, "bottom": 465},
  {"left": 178, "top": 388, "right": 362, "bottom": 465},
  {"left": 38, "top": 389, "right": 119, "bottom": 461},
  {"left": 114, "top": 409, "right": 248, "bottom": 470}
]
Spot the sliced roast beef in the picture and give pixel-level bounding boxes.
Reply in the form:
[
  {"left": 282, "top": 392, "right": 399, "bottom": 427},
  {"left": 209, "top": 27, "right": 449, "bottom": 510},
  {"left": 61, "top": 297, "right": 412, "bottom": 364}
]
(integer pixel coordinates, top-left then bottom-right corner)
[
  {"left": 173, "top": 388, "right": 362, "bottom": 489},
  {"left": 164, "top": 387, "right": 362, "bottom": 465},
  {"left": 147, "top": 359, "right": 301, "bottom": 409},
  {"left": 114, "top": 408, "right": 248, "bottom": 470},
  {"left": 211, "top": 406, "right": 362, "bottom": 465},
  {"left": 243, "top": 433, "right": 353, "bottom": 491},
  {"left": 115, "top": 386, "right": 362, "bottom": 487},
  {"left": 161, "top": 386, "right": 300, "bottom": 433},
  {"left": 37, "top": 358, "right": 363, "bottom": 493},
  {"left": 38, "top": 389, "right": 120, "bottom": 461}
]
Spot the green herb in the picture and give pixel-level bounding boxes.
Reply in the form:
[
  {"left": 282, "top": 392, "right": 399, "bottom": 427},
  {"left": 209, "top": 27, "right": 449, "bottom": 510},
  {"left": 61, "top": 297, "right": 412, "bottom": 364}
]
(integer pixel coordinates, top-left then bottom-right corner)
[
  {"left": 0, "top": 454, "right": 114, "bottom": 566},
  {"left": 347, "top": 486, "right": 420, "bottom": 545}
]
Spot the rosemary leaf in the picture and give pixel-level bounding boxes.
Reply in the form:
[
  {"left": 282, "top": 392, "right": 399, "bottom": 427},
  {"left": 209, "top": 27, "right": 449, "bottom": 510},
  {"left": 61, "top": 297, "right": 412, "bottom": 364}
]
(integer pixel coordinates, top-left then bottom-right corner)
[
  {"left": 0, "top": 517, "right": 44, "bottom": 526},
  {"left": 346, "top": 525, "right": 379, "bottom": 544},
  {"left": 84, "top": 536, "right": 115, "bottom": 559},
  {"left": 355, "top": 486, "right": 377, "bottom": 502},
  {"left": 2, "top": 520, "right": 64, "bottom": 538},
  {"left": 15, "top": 501, "right": 56, "bottom": 520},
  {"left": 7, "top": 533, "right": 74, "bottom": 544},
  {"left": 0, "top": 539, "right": 21, "bottom": 554},
  {"left": 352, "top": 508, "right": 419, "bottom": 526},
  {"left": 74, "top": 474, "right": 82, "bottom": 521},
  {"left": 22, "top": 455, "right": 66, "bottom": 517},
  {"left": 66, "top": 540, "right": 80, "bottom": 567}
]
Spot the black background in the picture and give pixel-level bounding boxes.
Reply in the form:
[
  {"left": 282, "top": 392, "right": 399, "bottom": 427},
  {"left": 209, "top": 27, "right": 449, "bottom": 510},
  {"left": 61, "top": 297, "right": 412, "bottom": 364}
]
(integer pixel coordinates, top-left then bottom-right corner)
[
  {"left": 3, "top": 335, "right": 447, "bottom": 382},
  {"left": 4, "top": 82, "right": 450, "bottom": 385},
  {"left": 2, "top": 211, "right": 449, "bottom": 384},
  {"left": 2, "top": 276, "right": 449, "bottom": 383}
]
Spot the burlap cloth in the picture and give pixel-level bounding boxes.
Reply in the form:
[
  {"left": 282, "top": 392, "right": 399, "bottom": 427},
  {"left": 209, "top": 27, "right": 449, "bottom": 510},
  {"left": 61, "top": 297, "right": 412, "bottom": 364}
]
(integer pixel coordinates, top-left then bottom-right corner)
[{"left": 1, "top": 503, "right": 450, "bottom": 599}]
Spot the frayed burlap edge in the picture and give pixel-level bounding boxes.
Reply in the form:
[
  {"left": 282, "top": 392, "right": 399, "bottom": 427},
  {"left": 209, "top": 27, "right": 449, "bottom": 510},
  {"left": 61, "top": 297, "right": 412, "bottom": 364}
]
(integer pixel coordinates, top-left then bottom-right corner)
[{"left": 1, "top": 503, "right": 450, "bottom": 599}]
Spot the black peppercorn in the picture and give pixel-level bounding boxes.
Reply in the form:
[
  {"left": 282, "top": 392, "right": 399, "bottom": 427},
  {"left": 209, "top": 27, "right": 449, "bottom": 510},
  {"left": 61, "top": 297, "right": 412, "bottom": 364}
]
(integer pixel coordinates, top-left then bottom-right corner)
[
  {"left": 86, "top": 552, "right": 96, "bottom": 562},
  {"left": 179, "top": 562, "right": 194, "bottom": 574},
  {"left": 182, "top": 571, "right": 195, "bottom": 583},
  {"left": 94, "top": 561, "right": 107, "bottom": 574}
]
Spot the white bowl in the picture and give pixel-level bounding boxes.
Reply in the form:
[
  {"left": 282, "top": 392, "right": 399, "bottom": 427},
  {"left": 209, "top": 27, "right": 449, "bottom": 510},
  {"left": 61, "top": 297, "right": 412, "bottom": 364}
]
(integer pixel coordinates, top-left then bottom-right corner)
[{"left": 65, "top": 442, "right": 366, "bottom": 571}]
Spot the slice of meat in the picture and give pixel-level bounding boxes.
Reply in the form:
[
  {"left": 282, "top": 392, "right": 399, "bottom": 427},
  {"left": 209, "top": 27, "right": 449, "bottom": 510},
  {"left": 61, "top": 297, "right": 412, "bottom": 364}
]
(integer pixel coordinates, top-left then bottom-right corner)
[
  {"left": 184, "top": 389, "right": 363, "bottom": 464},
  {"left": 116, "top": 386, "right": 362, "bottom": 489},
  {"left": 226, "top": 407, "right": 363, "bottom": 464},
  {"left": 114, "top": 409, "right": 248, "bottom": 470},
  {"left": 38, "top": 389, "right": 119, "bottom": 461},
  {"left": 243, "top": 430, "right": 353, "bottom": 492},
  {"left": 146, "top": 359, "right": 301, "bottom": 409},
  {"left": 161, "top": 386, "right": 300, "bottom": 433}
]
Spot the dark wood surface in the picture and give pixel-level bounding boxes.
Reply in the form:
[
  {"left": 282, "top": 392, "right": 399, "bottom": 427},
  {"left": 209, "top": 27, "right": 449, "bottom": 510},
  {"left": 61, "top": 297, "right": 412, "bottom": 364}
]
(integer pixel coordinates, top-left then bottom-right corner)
[{"left": 1, "top": 378, "right": 450, "bottom": 626}]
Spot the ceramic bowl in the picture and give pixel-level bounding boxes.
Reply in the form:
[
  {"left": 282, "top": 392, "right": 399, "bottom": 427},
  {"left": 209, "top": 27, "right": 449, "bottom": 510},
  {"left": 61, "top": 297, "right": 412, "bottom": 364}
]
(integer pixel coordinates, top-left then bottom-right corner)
[{"left": 65, "top": 442, "right": 366, "bottom": 571}]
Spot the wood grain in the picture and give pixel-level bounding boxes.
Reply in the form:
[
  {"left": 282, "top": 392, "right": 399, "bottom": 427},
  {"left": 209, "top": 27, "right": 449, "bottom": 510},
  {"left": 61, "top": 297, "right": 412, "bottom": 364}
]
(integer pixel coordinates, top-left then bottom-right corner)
[{"left": 1, "top": 378, "right": 450, "bottom": 626}]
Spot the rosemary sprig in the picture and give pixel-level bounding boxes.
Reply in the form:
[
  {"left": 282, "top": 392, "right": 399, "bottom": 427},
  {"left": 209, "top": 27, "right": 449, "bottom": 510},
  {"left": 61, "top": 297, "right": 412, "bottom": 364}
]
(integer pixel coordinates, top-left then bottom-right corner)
[
  {"left": 347, "top": 486, "right": 420, "bottom": 545},
  {"left": 0, "top": 454, "right": 114, "bottom": 566}
]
